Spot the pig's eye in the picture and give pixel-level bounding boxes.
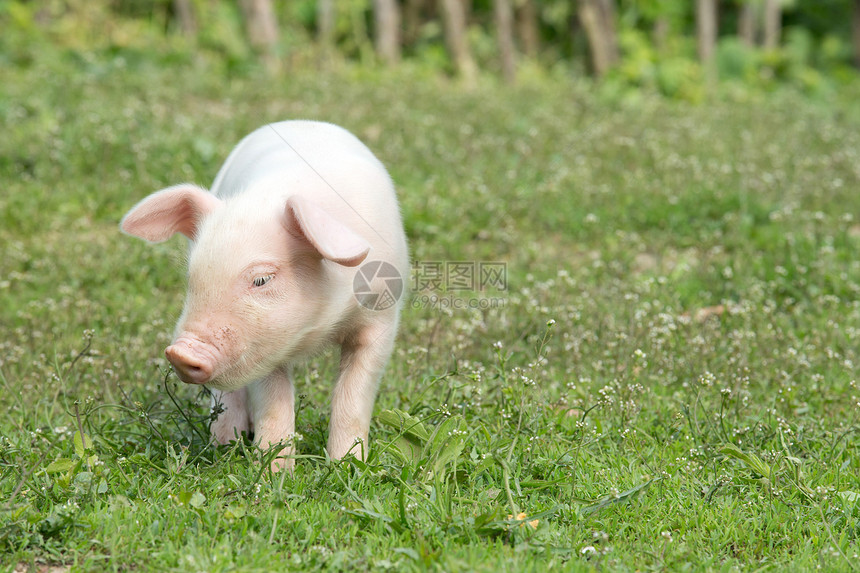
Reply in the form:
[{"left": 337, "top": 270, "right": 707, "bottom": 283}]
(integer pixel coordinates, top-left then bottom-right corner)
[{"left": 252, "top": 274, "right": 274, "bottom": 288}]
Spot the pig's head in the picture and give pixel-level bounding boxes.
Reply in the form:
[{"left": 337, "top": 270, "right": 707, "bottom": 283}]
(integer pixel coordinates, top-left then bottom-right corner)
[{"left": 121, "top": 184, "right": 370, "bottom": 391}]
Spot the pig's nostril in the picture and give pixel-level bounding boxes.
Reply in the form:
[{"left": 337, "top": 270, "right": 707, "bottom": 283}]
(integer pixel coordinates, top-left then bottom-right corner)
[
  {"left": 186, "top": 364, "right": 204, "bottom": 375},
  {"left": 165, "top": 344, "right": 213, "bottom": 385}
]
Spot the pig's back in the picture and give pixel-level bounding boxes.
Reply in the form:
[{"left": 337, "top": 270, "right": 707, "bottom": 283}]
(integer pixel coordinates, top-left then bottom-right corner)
[{"left": 211, "top": 121, "right": 383, "bottom": 200}]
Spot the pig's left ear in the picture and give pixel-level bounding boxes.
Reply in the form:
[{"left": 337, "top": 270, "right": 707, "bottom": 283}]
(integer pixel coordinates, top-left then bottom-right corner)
[
  {"left": 121, "top": 184, "right": 222, "bottom": 243},
  {"left": 285, "top": 196, "right": 371, "bottom": 267}
]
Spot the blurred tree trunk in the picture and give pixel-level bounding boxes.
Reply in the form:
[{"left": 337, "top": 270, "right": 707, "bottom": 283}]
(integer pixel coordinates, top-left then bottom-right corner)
[
  {"left": 696, "top": 0, "right": 717, "bottom": 63},
  {"left": 763, "top": 0, "right": 781, "bottom": 49},
  {"left": 318, "top": 0, "right": 335, "bottom": 47},
  {"left": 515, "top": 0, "right": 539, "bottom": 58},
  {"left": 495, "top": 0, "right": 516, "bottom": 83},
  {"left": 405, "top": 0, "right": 429, "bottom": 46},
  {"left": 854, "top": 0, "right": 860, "bottom": 68},
  {"left": 439, "top": 0, "right": 477, "bottom": 82},
  {"left": 738, "top": 1, "right": 755, "bottom": 46},
  {"left": 317, "top": 0, "right": 335, "bottom": 68},
  {"left": 578, "top": 0, "right": 619, "bottom": 77},
  {"left": 653, "top": 16, "right": 669, "bottom": 52},
  {"left": 373, "top": 0, "right": 401, "bottom": 64},
  {"left": 240, "top": 0, "right": 279, "bottom": 69},
  {"left": 173, "top": 0, "right": 196, "bottom": 35}
]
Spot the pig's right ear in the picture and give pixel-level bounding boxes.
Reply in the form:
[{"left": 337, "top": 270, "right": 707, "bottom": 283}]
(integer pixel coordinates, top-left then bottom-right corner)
[
  {"left": 285, "top": 196, "right": 371, "bottom": 267},
  {"left": 120, "top": 184, "right": 222, "bottom": 242}
]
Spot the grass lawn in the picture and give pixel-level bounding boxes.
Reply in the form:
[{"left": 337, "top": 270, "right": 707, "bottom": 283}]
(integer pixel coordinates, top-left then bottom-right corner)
[{"left": 2, "top": 49, "right": 859, "bottom": 571}]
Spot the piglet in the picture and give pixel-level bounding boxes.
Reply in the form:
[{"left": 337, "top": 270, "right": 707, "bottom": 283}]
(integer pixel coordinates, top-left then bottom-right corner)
[{"left": 121, "top": 121, "right": 409, "bottom": 470}]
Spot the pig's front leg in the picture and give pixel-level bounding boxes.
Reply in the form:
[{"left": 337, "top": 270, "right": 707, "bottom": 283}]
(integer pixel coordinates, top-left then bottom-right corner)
[
  {"left": 248, "top": 366, "right": 296, "bottom": 472},
  {"left": 328, "top": 322, "right": 397, "bottom": 460},
  {"left": 210, "top": 388, "right": 250, "bottom": 445}
]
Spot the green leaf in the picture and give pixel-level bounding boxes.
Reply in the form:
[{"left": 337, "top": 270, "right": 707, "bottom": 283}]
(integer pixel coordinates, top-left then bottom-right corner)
[
  {"left": 425, "top": 417, "right": 467, "bottom": 475},
  {"left": 72, "top": 471, "right": 93, "bottom": 494},
  {"left": 393, "top": 437, "right": 414, "bottom": 461},
  {"left": 720, "top": 443, "right": 772, "bottom": 480},
  {"left": 377, "top": 409, "right": 431, "bottom": 443},
  {"left": 224, "top": 505, "right": 246, "bottom": 519},
  {"left": 838, "top": 490, "right": 859, "bottom": 511},
  {"left": 392, "top": 547, "right": 419, "bottom": 561},
  {"left": 581, "top": 478, "right": 660, "bottom": 516},
  {"left": 189, "top": 491, "right": 206, "bottom": 509},
  {"left": 44, "top": 458, "right": 75, "bottom": 474},
  {"left": 74, "top": 430, "right": 93, "bottom": 459}
]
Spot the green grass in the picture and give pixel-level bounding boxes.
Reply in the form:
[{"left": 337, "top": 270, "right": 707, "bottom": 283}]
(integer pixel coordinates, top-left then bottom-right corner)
[{"left": 2, "top": 47, "right": 860, "bottom": 572}]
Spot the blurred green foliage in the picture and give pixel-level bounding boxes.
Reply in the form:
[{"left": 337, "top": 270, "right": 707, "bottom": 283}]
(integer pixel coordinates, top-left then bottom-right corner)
[{"left": 1, "top": 0, "right": 858, "bottom": 99}]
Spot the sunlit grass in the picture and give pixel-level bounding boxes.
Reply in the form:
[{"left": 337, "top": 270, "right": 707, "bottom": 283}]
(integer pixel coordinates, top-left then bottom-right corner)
[{"left": 1, "top": 49, "right": 859, "bottom": 571}]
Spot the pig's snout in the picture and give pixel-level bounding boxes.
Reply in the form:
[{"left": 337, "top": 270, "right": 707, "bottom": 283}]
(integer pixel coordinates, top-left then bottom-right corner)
[{"left": 166, "top": 339, "right": 216, "bottom": 385}]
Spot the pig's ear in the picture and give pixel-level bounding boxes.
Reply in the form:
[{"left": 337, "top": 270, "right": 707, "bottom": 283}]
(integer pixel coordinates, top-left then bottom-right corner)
[
  {"left": 121, "top": 184, "right": 222, "bottom": 242},
  {"left": 285, "top": 196, "right": 371, "bottom": 267}
]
